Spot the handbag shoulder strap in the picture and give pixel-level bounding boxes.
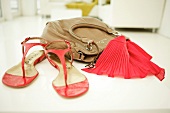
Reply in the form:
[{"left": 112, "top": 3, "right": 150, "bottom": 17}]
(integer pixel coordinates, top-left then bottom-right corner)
[
  {"left": 69, "top": 23, "right": 115, "bottom": 42},
  {"left": 68, "top": 23, "right": 116, "bottom": 68}
]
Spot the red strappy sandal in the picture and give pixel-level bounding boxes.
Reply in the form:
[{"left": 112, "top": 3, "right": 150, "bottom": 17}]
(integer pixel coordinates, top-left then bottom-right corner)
[
  {"left": 44, "top": 40, "right": 89, "bottom": 98},
  {"left": 2, "top": 37, "right": 48, "bottom": 88}
]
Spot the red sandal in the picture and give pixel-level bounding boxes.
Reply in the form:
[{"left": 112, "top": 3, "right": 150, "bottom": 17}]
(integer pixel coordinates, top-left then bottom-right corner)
[
  {"left": 2, "top": 37, "right": 48, "bottom": 88},
  {"left": 44, "top": 40, "right": 89, "bottom": 98}
]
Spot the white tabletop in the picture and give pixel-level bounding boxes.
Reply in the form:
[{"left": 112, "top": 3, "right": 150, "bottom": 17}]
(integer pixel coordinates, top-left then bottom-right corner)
[
  {"left": 1, "top": 58, "right": 170, "bottom": 113},
  {"left": 0, "top": 17, "right": 170, "bottom": 113}
]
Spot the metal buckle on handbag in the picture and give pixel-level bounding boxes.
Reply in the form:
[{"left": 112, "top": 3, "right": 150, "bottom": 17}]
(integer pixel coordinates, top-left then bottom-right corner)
[
  {"left": 112, "top": 31, "right": 121, "bottom": 36},
  {"left": 85, "top": 61, "right": 95, "bottom": 68},
  {"left": 85, "top": 41, "right": 100, "bottom": 68},
  {"left": 78, "top": 51, "right": 85, "bottom": 60},
  {"left": 86, "top": 41, "right": 93, "bottom": 51}
]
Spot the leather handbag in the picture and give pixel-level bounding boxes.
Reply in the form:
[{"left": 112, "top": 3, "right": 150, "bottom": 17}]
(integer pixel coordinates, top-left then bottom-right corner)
[{"left": 41, "top": 17, "right": 120, "bottom": 66}]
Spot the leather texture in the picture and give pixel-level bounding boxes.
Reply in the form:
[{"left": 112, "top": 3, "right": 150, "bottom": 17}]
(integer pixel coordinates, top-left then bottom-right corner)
[
  {"left": 44, "top": 40, "right": 89, "bottom": 98},
  {"left": 2, "top": 37, "right": 48, "bottom": 88},
  {"left": 41, "top": 17, "right": 118, "bottom": 63}
]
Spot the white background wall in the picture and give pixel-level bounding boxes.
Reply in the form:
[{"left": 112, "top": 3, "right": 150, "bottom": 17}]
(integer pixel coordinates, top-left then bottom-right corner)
[
  {"left": 158, "top": 0, "right": 170, "bottom": 38},
  {"left": 1, "top": 0, "right": 13, "bottom": 20},
  {"left": 21, "top": 0, "right": 37, "bottom": 16},
  {"left": 1, "top": 0, "right": 170, "bottom": 37}
]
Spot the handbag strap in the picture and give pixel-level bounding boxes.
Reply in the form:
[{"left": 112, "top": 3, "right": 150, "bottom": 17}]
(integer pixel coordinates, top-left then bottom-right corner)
[
  {"left": 69, "top": 23, "right": 116, "bottom": 68},
  {"left": 69, "top": 23, "right": 115, "bottom": 42}
]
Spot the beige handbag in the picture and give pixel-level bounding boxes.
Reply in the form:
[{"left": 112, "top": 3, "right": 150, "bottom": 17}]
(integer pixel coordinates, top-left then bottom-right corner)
[{"left": 41, "top": 17, "right": 120, "bottom": 66}]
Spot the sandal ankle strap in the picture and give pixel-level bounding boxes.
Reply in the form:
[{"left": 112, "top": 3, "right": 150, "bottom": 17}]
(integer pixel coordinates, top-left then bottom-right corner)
[{"left": 21, "top": 37, "right": 48, "bottom": 78}]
